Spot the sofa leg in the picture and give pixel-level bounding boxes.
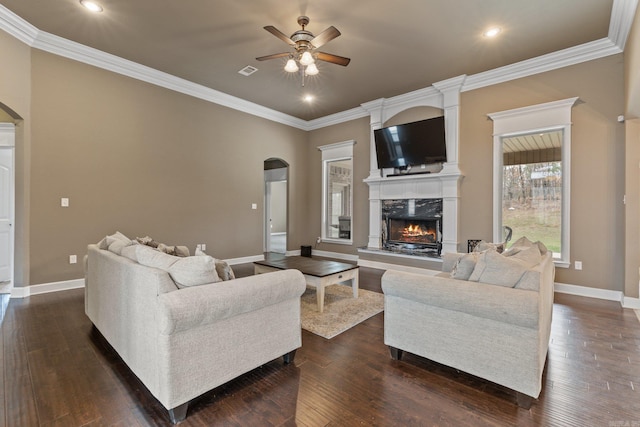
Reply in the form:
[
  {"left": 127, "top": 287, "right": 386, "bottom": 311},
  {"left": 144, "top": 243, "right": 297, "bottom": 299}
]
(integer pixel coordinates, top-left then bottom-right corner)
[
  {"left": 515, "top": 392, "right": 533, "bottom": 409},
  {"left": 389, "top": 346, "right": 403, "bottom": 361},
  {"left": 283, "top": 349, "right": 297, "bottom": 365},
  {"left": 168, "top": 402, "right": 189, "bottom": 424}
]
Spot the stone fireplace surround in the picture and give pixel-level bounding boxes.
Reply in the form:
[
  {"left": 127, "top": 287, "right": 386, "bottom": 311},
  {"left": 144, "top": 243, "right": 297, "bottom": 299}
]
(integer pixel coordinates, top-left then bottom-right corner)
[
  {"left": 364, "top": 172, "right": 461, "bottom": 257},
  {"left": 361, "top": 77, "right": 465, "bottom": 258}
]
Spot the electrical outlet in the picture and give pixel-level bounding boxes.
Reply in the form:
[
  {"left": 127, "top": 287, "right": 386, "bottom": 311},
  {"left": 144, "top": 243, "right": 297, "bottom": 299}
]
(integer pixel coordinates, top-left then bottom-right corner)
[
  {"left": 316, "top": 237, "right": 321, "bottom": 244},
  {"left": 61, "top": 197, "right": 69, "bottom": 207},
  {"left": 69, "top": 255, "right": 77, "bottom": 264},
  {"left": 201, "top": 243, "right": 206, "bottom": 251},
  {"left": 575, "top": 261, "right": 582, "bottom": 270}
]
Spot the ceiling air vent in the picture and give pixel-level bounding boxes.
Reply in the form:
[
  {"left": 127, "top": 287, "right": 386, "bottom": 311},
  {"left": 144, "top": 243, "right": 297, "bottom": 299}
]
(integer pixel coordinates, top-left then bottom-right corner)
[{"left": 238, "top": 66, "right": 258, "bottom": 76}]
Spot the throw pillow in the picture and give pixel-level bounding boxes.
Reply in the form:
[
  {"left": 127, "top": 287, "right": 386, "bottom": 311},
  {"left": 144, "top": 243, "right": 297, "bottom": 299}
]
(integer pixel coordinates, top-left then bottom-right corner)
[
  {"left": 468, "top": 249, "right": 530, "bottom": 287},
  {"left": 474, "top": 240, "right": 504, "bottom": 254},
  {"left": 136, "top": 245, "right": 180, "bottom": 270},
  {"left": 136, "top": 236, "right": 159, "bottom": 248},
  {"left": 215, "top": 259, "right": 236, "bottom": 281},
  {"left": 168, "top": 255, "right": 220, "bottom": 288},
  {"left": 451, "top": 253, "right": 478, "bottom": 280},
  {"left": 509, "top": 245, "right": 542, "bottom": 267}
]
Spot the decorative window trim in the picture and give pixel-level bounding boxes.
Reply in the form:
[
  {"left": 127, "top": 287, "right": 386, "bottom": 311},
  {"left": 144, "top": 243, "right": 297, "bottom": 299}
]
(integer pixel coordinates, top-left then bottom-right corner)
[
  {"left": 488, "top": 97, "right": 578, "bottom": 268},
  {"left": 319, "top": 140, "right": 356, "bottom": 244}
]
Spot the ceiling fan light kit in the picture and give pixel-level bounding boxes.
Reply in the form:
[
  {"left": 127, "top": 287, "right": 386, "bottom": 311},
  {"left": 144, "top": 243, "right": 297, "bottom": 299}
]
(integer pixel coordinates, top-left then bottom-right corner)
[{"left": 256, "top": 16, "right": 350, "bottom": 86}]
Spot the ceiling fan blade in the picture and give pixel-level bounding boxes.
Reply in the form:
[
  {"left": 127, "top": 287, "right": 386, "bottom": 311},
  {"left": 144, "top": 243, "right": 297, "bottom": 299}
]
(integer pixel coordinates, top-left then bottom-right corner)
[
  {"left": 256, "top": 52, "right": 291, "bottom": 61},
  {"left": 311, "top": 26, "right": 340, "bottom": 48},
  {"left": 264, "top": 26, "right": 295, "bottom": 46},
  {"left": 316, "top": 52, "right": 351, "bottom": 66}
]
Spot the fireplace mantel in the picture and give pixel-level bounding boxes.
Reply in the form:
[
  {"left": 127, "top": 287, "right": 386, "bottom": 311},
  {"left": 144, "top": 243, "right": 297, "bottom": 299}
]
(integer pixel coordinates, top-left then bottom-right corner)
[{"left": 364, "top": 171, "right": 462, "bottom": 255}]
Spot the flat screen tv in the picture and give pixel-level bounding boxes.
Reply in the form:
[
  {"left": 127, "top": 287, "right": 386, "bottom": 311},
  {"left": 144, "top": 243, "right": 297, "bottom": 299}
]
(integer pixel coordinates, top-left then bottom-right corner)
[{"left": 374, "top": 116, "right": 447, "bottom": 169}]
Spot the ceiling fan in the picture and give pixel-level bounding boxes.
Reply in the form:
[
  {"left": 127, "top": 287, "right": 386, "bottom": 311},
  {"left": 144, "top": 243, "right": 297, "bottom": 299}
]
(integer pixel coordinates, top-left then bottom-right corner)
[{"left": 256, "top": 16, "right": 350, "bottom": 81}]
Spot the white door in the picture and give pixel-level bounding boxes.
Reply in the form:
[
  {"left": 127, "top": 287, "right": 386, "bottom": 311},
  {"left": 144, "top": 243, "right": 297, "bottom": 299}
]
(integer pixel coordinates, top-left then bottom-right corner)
[{"left": 0, "top": 125, "right": 15, "bottom": 285}]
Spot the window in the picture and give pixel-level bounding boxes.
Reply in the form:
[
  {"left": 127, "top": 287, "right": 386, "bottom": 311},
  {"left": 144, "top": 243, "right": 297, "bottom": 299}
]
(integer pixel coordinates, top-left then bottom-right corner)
[
  {"left": 319, "top": 140, "right": 356, "bottom": 244},
  {"left": 489, "top": 98, "right": 577, "bottom": 267},
  {"left": 502, "top": 130, "right": 563, "bottom": 255}
]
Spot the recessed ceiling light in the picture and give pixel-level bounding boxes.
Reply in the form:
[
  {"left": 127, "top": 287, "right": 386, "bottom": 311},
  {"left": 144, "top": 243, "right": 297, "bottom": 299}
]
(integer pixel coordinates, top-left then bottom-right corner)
[
  {"left": 303, "top": 95, "right": 314, "bottom": 103},
  {"left": 80, "top": 1, "right": 103, "bottom": 13},
  {"left": 483, "top": 27, "right": 502, "bottom": 38}
]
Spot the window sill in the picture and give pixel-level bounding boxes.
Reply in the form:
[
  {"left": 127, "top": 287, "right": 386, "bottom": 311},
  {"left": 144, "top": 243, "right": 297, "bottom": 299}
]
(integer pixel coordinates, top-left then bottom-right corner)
[{"left": 554, "top": 260, "right": 570, "bottom": 269}]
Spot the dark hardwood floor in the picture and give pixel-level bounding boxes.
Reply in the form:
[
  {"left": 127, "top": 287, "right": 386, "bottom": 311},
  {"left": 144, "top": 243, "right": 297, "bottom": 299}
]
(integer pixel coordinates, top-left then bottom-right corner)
[{"left": 1, "top": 263, "right": 639, "bottom": 426}]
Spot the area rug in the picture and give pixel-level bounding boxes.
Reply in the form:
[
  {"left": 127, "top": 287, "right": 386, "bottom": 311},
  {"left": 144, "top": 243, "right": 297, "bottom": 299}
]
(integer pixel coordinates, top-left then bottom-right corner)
[{"left": 301, "top": 284, "right": 384, "bottom": 339}]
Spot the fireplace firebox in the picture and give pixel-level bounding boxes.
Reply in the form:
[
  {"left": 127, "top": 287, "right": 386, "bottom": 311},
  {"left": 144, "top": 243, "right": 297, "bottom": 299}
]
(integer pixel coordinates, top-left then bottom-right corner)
[{"left": 383, "top": 216, "right": 442, "bottom": 255}]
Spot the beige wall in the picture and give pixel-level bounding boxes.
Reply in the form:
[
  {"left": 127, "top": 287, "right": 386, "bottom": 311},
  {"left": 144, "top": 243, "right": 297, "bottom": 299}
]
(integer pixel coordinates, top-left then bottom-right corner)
[
  {"left": 0, "top": 24, "right": 633, "bottom": 295},
  {"left": 28, "top": 50, "right": 308, "bottom": 285},
  {"left": 460, "top": 54, "right": 625, "bottom": 291},
  {"left": 306, "top": 117, "right": 370, "bottom": 252},
  {"left": 0, "top": 30, "right": 31, "bottom": 287},
  {"left": 308, "top": 55, "right": 625, "bottom": 292},
  {"left": 624, "top": 5, "right": 640, "bottom": 298}
]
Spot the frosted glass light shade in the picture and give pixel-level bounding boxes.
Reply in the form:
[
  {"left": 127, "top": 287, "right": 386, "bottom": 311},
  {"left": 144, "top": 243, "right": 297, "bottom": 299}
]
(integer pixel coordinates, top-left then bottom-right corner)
[
  {"left": 299, "top": 51, "right": 314, "bottom": 66},
  {"left": 305, "top": 63, "right": 319, "bottom": 76},
  {"left": 284, "top": 59, "right": 299, "bottom": 73}
]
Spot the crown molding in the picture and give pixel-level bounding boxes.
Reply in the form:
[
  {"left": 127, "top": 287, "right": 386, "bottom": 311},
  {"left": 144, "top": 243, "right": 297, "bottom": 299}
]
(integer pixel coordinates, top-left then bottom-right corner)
[
  {"left": 609, "top": 0, "right": 639, "bottom": 50},
  {"left": 0, "top": 5, "right": 37, "bottom": 45},
  {"left": 0, "top": 1, "right": 636, "bottom": 131},
  {"left": 462, "top": 38, "right": 622, "bottom": 92},
  {"left": 306, "top": 107, "right": 368, "bottom": 130}
]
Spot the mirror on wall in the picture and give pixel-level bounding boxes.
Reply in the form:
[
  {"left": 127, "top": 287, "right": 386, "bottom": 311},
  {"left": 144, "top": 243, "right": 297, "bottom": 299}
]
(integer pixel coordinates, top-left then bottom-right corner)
[{"left": 324, "top": 158, "right": 353, "bottom": 241}]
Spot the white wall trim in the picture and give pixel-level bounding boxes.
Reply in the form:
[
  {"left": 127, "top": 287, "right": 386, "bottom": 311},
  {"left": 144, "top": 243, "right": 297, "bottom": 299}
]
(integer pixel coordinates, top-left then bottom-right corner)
[
  {"left": 225, "top": 254, "right": 264, "bottom": 265},
  {"left": 11, "top": 278, "right": 84, "bottom": 298},
  {"left": 0, "top": 1, "right": 635, "bottom": 132},
  {"left": 554, "top": 282, "right": 624, "bottom": 303},
  {"left": 623, "top": 296, "right": 640, "bottom": 309}
]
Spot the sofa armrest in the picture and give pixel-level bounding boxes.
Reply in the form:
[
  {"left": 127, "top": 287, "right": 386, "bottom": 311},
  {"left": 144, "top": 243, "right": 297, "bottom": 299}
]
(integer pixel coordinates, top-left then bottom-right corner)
[
  {"left": 382, "top": 270, "right": 539, "bottom": 329},
  {"left": 158, "top": 269, "right": 306, "bottom": 334}
]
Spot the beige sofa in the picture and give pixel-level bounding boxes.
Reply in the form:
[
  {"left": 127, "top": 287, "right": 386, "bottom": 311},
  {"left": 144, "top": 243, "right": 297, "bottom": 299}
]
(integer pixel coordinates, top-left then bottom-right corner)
[
  {"left": 382, "top": 238, "right": 555, "bottom": 407},
  {"left": 85, "top": 240, "right": 306, "bottom": 423}
]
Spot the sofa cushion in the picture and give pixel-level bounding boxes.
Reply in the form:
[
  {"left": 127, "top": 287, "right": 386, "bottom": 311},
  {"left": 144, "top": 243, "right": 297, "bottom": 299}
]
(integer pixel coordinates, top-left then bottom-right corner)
[
  {"left": 105, "top": 231, "right": 132, "bottom": 255},
  {"left": 468, "top": 249, "right": 530, "bottom": 287},
  {"left": 442, "top": 252, "right": 464, "bottom": 273},
  {"left": 168, "top": 255, "right": 220, "bottom": 288},
  {"left": 451, "top": 252, "right": 478, "bottom": 280},
  {"left": 136, "top": 245, "right": 180, "bottom": 270},
  {"left": 120, "top": 243, "right": 139, "bottom": 261}
]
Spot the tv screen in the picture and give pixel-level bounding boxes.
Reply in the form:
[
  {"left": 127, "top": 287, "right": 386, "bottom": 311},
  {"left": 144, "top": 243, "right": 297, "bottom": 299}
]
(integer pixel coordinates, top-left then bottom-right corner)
[{"left": 374, "top": 116, "right": 447, "bottom": 169}]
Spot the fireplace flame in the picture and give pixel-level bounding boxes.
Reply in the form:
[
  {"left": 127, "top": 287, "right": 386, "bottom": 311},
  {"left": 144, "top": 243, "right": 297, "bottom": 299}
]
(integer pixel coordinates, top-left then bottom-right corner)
[{"left": 401, "top": 224, "right": 436, "bottom": 240}]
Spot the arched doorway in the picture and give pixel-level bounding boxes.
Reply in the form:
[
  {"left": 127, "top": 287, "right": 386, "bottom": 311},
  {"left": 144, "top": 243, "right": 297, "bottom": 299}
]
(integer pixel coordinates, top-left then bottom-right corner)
[{"left": 264, "top": 158, "right": 288, "bottom": 254}]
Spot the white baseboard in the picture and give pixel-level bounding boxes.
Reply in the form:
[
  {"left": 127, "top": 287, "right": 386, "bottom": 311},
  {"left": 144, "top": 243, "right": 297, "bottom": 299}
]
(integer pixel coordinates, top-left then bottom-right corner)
[
  {"left": 554, "top": 282, "right": 625, "bottom": 303},
  {"left": 623, "top": 296, "right": 640, "bottom": 309},
  {"left": 225, "top": 254, "right": 264, "bottom": 265},
  {"left": 310, "top": 249, "right": 359, "bottom": 262},
  {"left": 11, "top": 278, "right": 85, "bottom": 298}
]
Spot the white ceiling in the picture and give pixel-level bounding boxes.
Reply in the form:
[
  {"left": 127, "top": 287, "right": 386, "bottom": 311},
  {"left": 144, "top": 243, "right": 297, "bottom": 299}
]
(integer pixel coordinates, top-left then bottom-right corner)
[{"left": 0, "top": 0, "right": 627, "bottom": 121}]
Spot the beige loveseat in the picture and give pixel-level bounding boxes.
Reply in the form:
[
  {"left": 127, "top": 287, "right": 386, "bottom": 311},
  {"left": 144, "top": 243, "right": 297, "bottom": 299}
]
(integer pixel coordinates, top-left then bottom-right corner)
[
  {"left": 84, "top": 235, "right": 306, "bottom": 423},
  {"left": 382, "top": 237, "right": 555, "bottom": 407}
]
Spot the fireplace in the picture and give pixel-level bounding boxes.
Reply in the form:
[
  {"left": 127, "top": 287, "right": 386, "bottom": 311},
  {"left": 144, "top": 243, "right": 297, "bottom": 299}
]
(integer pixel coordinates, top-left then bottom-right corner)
[
  {"left": 381, "top": 199, "right": 443, "bottom": 256},
  {"left": 384, "top": 216, "right": 442, "bottom": 255}
]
